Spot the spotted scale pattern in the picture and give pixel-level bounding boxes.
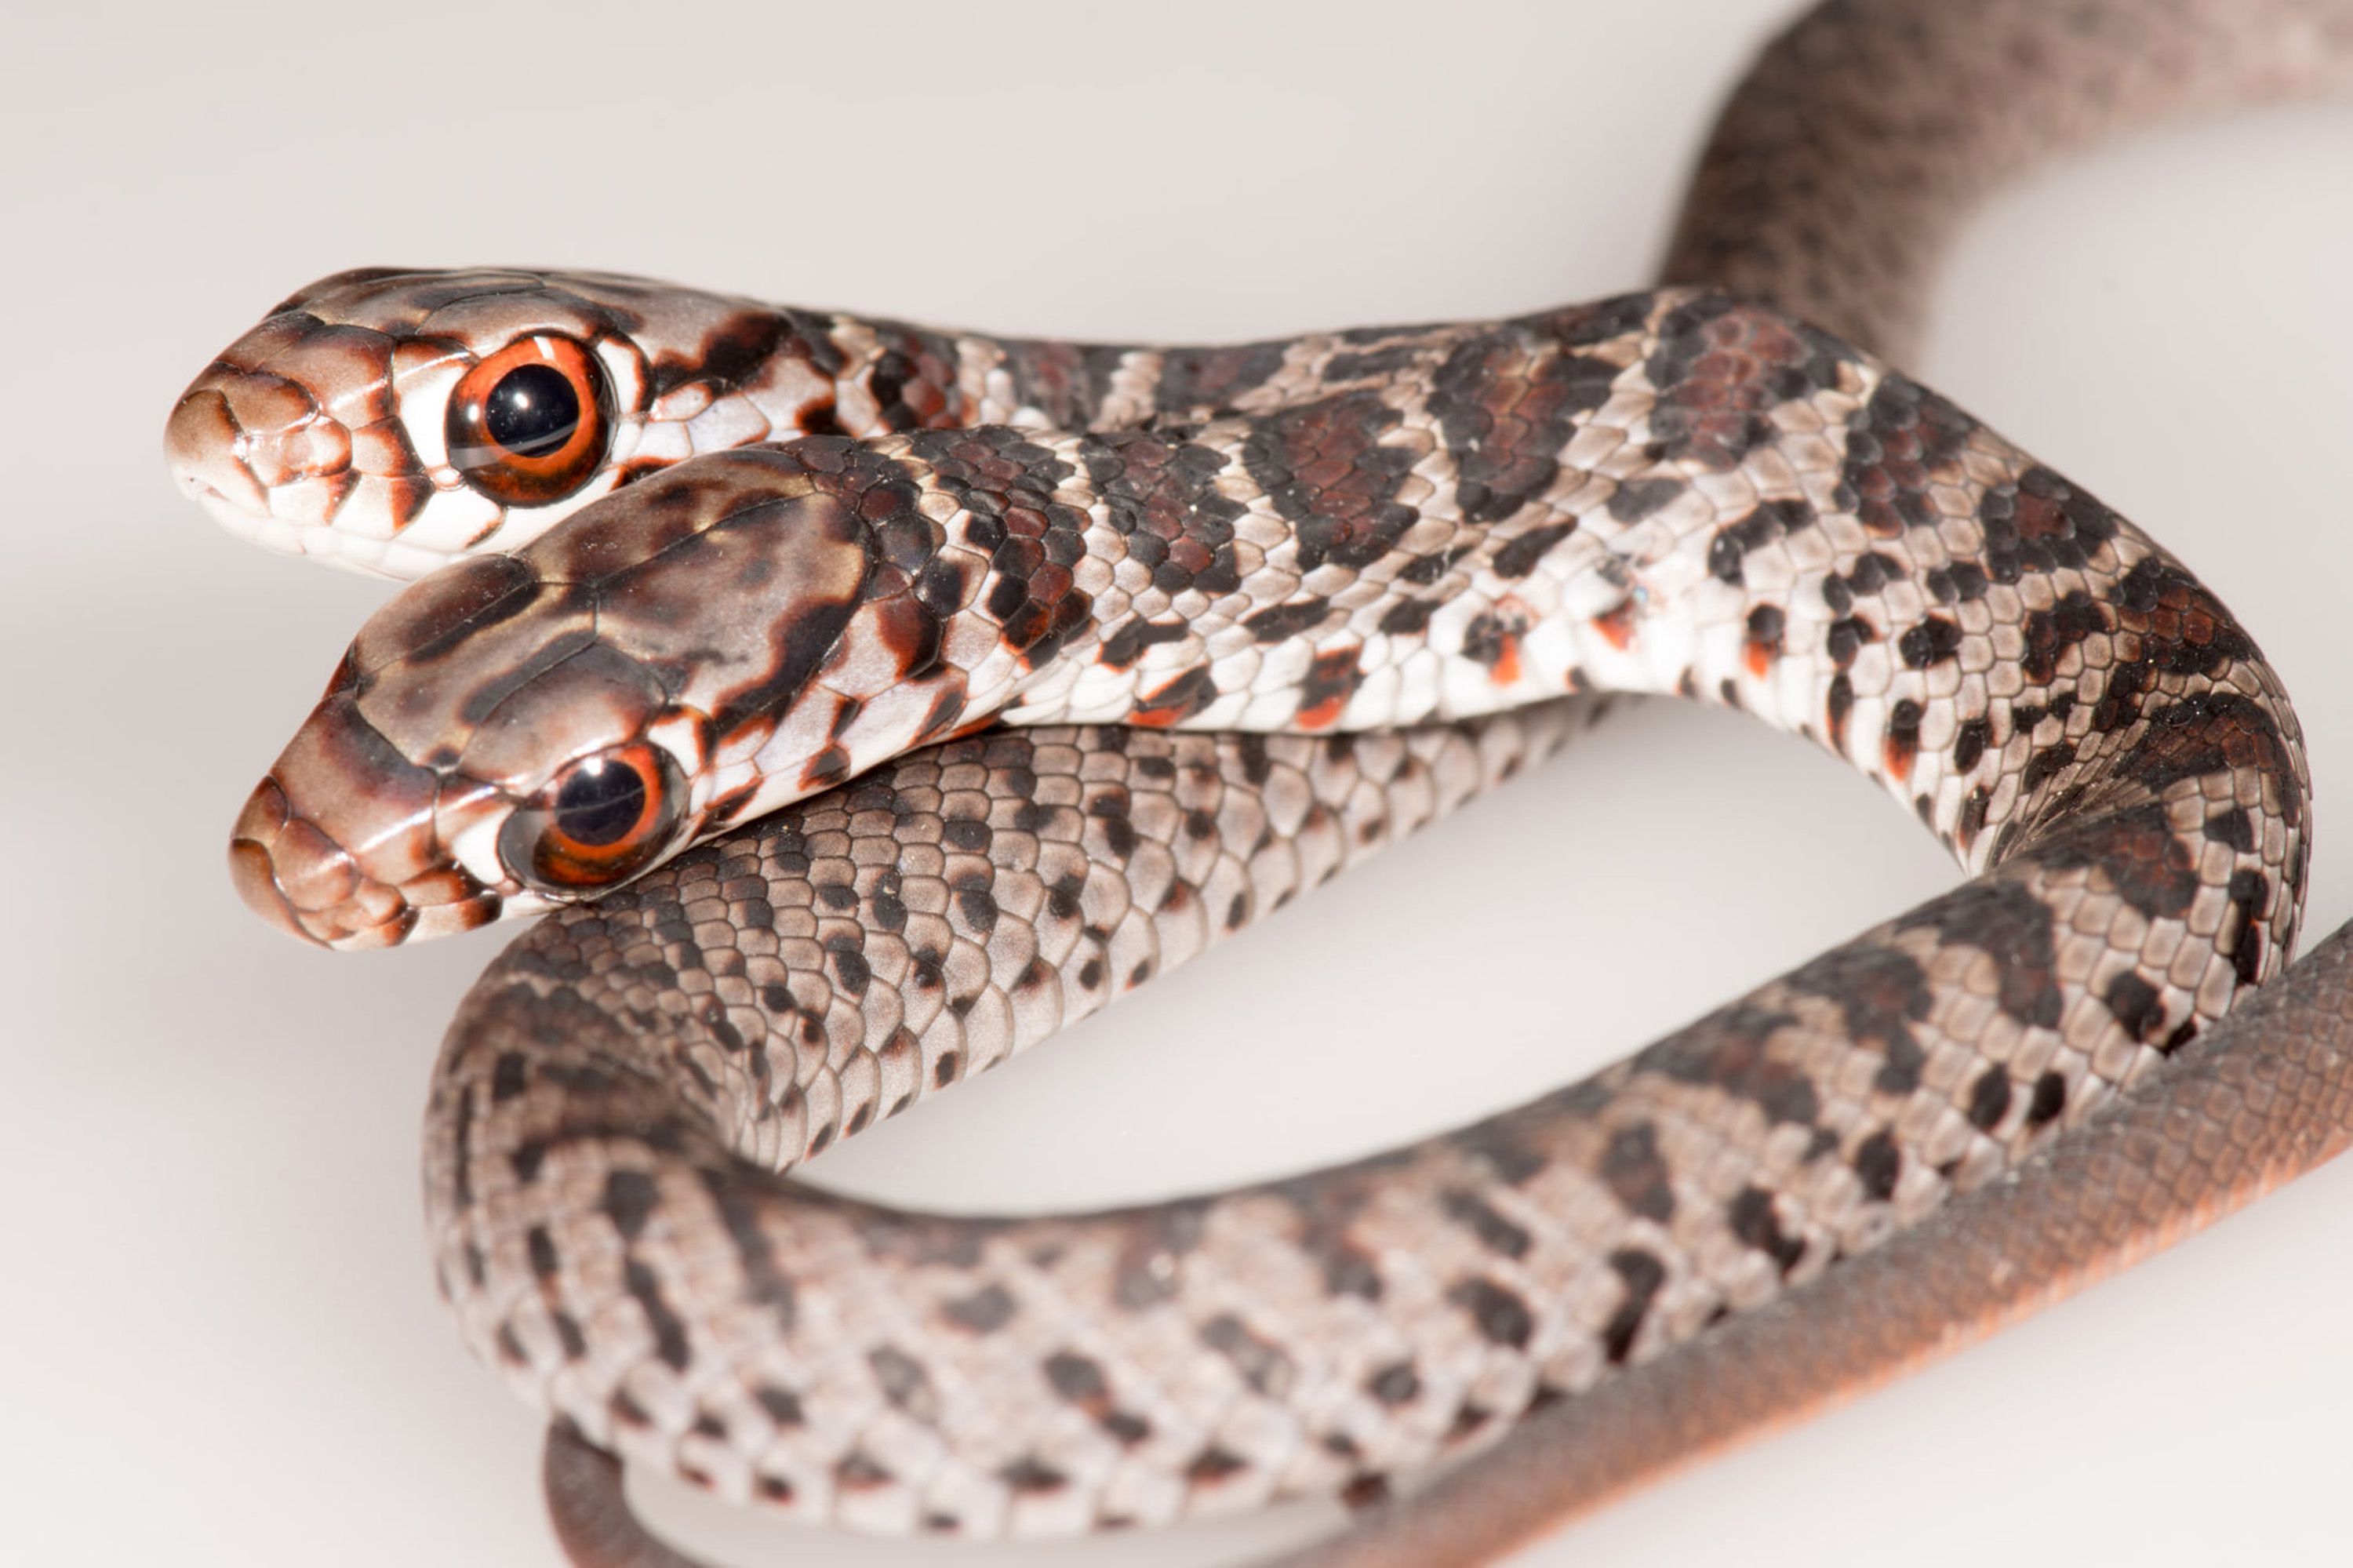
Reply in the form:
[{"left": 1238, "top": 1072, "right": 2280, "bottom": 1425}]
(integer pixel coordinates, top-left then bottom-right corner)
[
  {"left": 245, "top": 291, "right": 2253, "bottom": 946},
  {"left": 164, "top": 265, "right": 1529, "bottom": 578},
  {"left": 431, "top": 708, "right": 1597, "bottom": 1532},
  {"left": 451, "top": 712, "right": 1595, "bottom": 1181},
  {"left": 174, "top": 4, "right": 2353, "bottom": 1558},
  {"left": 1275, "top": 920, "right": 2353, "bottom": 1568},
  {"left": 373, "top": 295, "right": 2310, "bottom": 1539}
]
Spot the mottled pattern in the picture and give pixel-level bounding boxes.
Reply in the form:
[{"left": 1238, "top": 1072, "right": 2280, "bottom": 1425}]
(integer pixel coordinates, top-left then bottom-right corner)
[
  {"left": 169, "top": 2, "right": 2353, "bottom": 1563},
  {"left": 1274, "top": 920, "right": 2353, "bottom": 1568},
  {"left": 281, "top": 289, "right": 2300, "bottom": 1543},
  {"left": 225, "top": 289, "right": 2305, "bottom": 977},
  {"left": 163, "top": 266, "right": 1513, "bottom": 579}
]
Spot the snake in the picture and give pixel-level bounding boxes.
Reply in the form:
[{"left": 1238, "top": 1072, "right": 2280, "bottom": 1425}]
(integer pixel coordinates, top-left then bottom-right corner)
[{"left": 162, "top": 2, "right": 2353, "bottom": 1564}]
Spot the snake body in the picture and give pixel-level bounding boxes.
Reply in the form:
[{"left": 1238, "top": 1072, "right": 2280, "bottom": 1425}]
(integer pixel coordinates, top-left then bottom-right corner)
[{"left": 164, "top": 2, "right": 2353, "bottom": 1563}]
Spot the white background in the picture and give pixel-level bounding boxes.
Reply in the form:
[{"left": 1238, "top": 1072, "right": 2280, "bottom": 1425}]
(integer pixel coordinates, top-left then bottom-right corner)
[{"left": 5, "top": 2, "right": 2351, "bottom": 1564}]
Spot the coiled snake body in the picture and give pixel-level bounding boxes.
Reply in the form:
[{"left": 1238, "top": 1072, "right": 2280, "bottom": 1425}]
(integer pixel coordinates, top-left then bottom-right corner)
[{"left": 165, "top": 2, "right": 2353, "bottom": 1563}]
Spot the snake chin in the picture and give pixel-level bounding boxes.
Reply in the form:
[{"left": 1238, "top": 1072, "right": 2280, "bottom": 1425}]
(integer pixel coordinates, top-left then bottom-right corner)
[
  {"left": 227, "top": 770, "right": 513, "bottom": 951},
  {"left": 164, "top": 380, "right": 467, "bottom": 580}
]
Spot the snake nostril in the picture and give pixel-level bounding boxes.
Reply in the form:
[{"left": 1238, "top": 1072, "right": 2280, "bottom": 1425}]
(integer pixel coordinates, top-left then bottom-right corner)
[
  {"left": 227, "top": 774, "right": 428, "bottom": 950},
  {"left": 165, "top": 387, "right": 268, "bottom": 517}
]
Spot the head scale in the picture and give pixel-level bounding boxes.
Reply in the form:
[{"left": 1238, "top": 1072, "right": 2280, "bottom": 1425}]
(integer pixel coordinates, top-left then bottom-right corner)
[
  {"left": 164, "top": 267, "right": 842, "bottom": 578},
  {"left": 227, "top": 446, "right": 1011, "bottom": 948}
]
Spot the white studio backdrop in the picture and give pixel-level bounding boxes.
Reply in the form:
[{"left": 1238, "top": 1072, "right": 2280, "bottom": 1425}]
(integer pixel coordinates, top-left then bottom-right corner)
[{"left": 2, "top": 2, "right": 2349, "bottom": 1565}]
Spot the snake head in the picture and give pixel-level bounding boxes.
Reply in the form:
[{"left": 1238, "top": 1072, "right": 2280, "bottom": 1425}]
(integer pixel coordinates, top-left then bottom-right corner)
[
  {"left": 229, "top": 446, "right": 1002, "bottom": 948},
  {"left": 164, "top": 267, "right": 868, "bottom": 579},
  {"left": 227, "top": 544, "right": 695, "bottom": 947}
]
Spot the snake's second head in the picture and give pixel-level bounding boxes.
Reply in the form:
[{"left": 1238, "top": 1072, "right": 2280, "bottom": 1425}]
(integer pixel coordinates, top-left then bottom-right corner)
[
  {"left": 163, "top": 267, "right": 860, "bottom": 578},
  {"left": 227, "top": 447, "right": 1013, "bottom": 948}
]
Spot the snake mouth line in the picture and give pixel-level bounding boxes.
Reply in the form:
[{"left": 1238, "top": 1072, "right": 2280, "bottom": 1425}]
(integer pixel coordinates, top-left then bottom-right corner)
[
  {"left": 229, "top": 773, "right": 505, "bottom": 949},
  {"left": 164, "top": 346, "right": 473, "bottom": 579},
  {"left": 174, "top": 457, "right": 457, "bottom": 579}
]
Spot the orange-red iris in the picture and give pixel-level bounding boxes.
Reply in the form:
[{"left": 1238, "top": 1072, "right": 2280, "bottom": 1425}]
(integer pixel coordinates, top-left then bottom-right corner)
[
  {"left": 501, "top": 743, "right": 684, "bottom": 893},
  {"left": 445, "top": 334, "right": 613, "bottom": 506}
]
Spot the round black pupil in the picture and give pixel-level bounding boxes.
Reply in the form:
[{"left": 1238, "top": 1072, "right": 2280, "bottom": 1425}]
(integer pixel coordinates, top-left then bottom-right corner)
[
  {"left": 553, "top": 757, "right": 646, "bottom": 846},
  {"left": 484, "top": 362, "right": 581, "bottom": 458}
]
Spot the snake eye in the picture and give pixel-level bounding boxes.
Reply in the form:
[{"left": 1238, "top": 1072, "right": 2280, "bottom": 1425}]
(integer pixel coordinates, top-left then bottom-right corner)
[
  {"left": 500, "top": 742, "right": 686, "bottom": 893},
  {"left": 446, "top": 335, "right": 613, "bottom": 506}
]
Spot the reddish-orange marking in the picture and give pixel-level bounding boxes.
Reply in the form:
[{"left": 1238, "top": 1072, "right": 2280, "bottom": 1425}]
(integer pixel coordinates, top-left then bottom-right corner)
[
  {"left": 944, "top": 714, "right": 1001, "bottom": 743},
  {"left": 1490, "top": 634, "right": 1523, "bottom": 687},
  {"left": 1295, "top": 695, "right": 1347, "bottom": 729}
]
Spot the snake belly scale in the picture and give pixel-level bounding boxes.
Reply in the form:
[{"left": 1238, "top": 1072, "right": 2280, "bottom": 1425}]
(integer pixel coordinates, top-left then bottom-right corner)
[{"left": 162, "top": 1, "right": 2353, "bottom": 1563}]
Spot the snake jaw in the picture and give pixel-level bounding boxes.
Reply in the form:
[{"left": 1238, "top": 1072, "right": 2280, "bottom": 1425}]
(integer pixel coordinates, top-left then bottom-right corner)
[
  {"left": 162, "top": 373, "right": 353, "bottom": 566},
  {"left": 227, "top": 675, "right": 524, "bottom": 950},
  {"left": 165, "top": 329, "right": 463, "bottom": 579},
  {"left": 227, "top": 769, "right": 509, "bottom": 949},
  {"left": 227, "top": 775, "right": 410, "bottom": 949}
]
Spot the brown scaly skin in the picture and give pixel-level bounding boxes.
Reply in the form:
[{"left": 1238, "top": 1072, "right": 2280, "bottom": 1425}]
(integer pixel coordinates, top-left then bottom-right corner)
[
  {"left": 420, "top": 528, "right": 2304, "bottom": 1547},
  {"left": 1661, "top": 0, "right": 2353, "bottom": 362},
  {"left": 535, "top": 922, "right": 2353, "bottom": 1568},
  {"left": 170, "top": 0, "right": 2353, "bottom": 1553},
  {"left": 1261, "top": 925, "right": 2353, "bottom": 1568},
  {"left": 547, "top": 1424, "right": 707, "bottom": 1568},
  {"left": 378, "top": 297, "right": 2308, "bottom": 1548},
  {"left": 164, "top": 264, "right": 1507, "bottom": 579}
]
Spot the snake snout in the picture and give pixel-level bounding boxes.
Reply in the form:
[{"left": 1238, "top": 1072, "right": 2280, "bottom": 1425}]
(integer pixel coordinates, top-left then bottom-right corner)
[
  {"left": 227, "top": 731, "right": 507, "bottom": 951},
  {"left": 164, "top": 384, "right": 270, "bottom": 522},
  {"left": 228, "top": 775, "right": 409, "bottom": 949},
  {"left": 164, "top": 360, "right": 363, "bottom": 553},
  {"left": 165, "top": 316, "right": 420, "bottom": 570}
]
